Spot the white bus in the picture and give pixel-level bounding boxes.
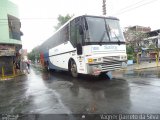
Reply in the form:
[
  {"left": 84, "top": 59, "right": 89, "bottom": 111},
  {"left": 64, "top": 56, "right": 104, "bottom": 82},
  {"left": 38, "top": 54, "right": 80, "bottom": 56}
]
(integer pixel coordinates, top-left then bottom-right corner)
[{"left": 39, "top": 15, "right": 127, "bottom": 77}]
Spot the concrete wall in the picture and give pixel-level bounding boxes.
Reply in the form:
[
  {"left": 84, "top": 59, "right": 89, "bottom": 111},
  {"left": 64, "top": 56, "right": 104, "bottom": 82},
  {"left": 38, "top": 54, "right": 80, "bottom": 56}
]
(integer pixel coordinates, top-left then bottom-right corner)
[
  {"left": 0, "top": 0, "right": 22, "bottom": 75},
  {"left": 0, "top": 57, "right": 13, "bottom": 75},
  {"left": 0, "top": 0, "right": 22, "bottom": 45}
]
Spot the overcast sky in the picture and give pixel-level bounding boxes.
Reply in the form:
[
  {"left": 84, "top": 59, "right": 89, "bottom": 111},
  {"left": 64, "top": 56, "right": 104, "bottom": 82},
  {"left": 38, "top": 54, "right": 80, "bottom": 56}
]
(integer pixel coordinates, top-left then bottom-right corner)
[{"left": 10, "top": 0, "right": 160, "bottom": 52}]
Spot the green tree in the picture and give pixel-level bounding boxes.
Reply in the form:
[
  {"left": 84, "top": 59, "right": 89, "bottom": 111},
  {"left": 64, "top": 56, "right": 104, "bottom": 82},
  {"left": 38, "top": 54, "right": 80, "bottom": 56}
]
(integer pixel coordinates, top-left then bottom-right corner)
[
  {"left": 27, "top": 46, "right": 40, "bottom": 62},
  {"left": 28, "top": 14, "right": 73, "bottom": 62},
  {"left": 54, "top": 14, "right": 73, "bottom": 30},
  {"left": 126, "top": 45, "right": 134, "bottom": 60},
  {"left": 124, "top": 29, "right": 149, "bottom": 60},
  {"left": 27, "top": 52, "right": 35, "bottom": 62},
  {"left": 124, "top": 29, "right": 148, "bottom": 48}
]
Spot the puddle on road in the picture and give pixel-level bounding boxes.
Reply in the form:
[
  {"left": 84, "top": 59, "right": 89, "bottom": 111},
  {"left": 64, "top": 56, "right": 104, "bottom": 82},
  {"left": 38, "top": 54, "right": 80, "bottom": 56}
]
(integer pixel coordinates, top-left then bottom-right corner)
[
  {"left": 31, "top": 67, "right": 160, "bottom": 114},
  {"left": 124, "top": 68, "right": 160, "bottom": 78},
  {"left": 46, "top": 81, "right": 74, "bottom": 89},
  {"left": 1, "top": 67, "right": 160, "bottom": 114},
  {"left": 22, "top": 69, "right": 71, "bottom": 114}
]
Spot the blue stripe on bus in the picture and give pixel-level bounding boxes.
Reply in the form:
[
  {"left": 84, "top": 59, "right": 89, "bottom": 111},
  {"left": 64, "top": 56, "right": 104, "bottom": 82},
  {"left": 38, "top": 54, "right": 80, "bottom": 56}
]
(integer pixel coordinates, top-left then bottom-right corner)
[
  {"left": 48, "top": 56, "right": 68, "bottom": 71},
  {"left": 42, "top": 51, "right": 68, "bottom": 71}
]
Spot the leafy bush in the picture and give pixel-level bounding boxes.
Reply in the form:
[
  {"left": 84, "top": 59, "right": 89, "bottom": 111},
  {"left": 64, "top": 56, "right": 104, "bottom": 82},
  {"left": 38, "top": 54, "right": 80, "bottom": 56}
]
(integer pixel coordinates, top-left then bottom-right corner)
[
  {"left": 127, "top": 54, "right": 134, "bottom": 60},
  {"left": 126, "top": 45, "right": 134, "bottom": 54},
  {"left": 126, "top": 45, "right": 134, "bottom": 60}
]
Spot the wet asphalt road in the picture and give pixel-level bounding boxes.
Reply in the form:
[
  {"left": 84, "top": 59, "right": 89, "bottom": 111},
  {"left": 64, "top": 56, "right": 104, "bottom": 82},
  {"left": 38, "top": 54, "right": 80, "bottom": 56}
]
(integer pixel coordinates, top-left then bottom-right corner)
[{"left": 0, "top": 67, "right": 160, "bottom": 116}]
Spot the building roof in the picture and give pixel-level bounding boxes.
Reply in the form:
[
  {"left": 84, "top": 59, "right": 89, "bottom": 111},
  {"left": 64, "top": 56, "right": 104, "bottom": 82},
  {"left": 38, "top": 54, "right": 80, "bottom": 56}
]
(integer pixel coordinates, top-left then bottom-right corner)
[{"left": 146, "top": 29, "right": 160, "bottom": 37}]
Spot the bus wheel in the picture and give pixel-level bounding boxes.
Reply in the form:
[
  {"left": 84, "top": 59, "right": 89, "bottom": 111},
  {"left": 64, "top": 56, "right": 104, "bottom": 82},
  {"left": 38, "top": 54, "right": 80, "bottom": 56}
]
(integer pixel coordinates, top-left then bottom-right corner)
[{"left": 70, "top": 60, "right": 78, "bottom": 77}]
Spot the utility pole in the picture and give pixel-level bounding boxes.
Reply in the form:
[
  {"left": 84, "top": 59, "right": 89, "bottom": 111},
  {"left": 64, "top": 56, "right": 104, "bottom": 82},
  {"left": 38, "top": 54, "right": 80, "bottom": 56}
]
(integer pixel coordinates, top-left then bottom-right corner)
[{"left": 102, "top": 0, "right": 106, "bottom": 15}]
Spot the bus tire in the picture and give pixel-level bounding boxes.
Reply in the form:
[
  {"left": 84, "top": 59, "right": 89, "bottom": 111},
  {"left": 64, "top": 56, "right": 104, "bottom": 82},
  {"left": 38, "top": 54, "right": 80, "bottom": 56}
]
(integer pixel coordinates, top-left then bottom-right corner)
[
  {"left": 70, "top": 60, "right": 78, "bottom": 77},
  {"left": 99, "top": 72, "right": 107, "bottom": 77}
]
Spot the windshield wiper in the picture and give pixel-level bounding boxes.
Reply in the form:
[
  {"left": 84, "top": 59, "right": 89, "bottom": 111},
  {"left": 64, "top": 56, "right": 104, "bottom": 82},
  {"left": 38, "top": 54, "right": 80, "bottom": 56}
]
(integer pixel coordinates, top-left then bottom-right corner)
[
  {"left": 99, "top": 31, "right": 106, "bottom": 45},
  {"left": 99, "top": 20, "right": 111, "bottom": 45},
  {"left": 111, "top": 30, "right": 121, "bottom": 45},
  {"left": 107, "top": 24, "right": 122, "bottom": 45}
]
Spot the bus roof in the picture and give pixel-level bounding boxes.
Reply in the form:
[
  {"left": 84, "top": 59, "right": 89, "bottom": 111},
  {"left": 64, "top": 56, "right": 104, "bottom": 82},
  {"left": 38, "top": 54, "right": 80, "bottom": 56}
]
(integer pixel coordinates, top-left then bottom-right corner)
[
  {"left": 39, "top": 15, "right": 120, "bottom": 50},
  {"left": 52, "top": 15, "right": 119, "bottom": 37}
]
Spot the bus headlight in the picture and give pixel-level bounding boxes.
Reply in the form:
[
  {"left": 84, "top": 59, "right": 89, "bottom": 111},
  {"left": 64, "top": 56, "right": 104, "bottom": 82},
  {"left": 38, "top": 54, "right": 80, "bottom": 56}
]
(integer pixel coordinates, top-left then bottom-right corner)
[
  {"left": 88, "top": 58, "right": 94, "bottom": 63},
  {"left": 98, "top": 58, "right": 102, "bottom": 62},
  {"left": 120, "top": 56, "right": 127, "bottom": 60},
  {"left": 88, "top": 58, "right": 103, "bottom": 63}
]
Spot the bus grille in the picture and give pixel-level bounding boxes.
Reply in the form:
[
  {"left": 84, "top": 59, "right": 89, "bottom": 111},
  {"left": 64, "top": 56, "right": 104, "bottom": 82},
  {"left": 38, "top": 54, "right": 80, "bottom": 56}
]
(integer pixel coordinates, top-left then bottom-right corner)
[
  {"left": 101, "top": 57, "right": 122, "bottom": 72},
  {"left": 89, "top": 57, "right": 126, "bottom": 73},
  {"left": 101, "top": 63, "right": 122, "bottom": 71}
]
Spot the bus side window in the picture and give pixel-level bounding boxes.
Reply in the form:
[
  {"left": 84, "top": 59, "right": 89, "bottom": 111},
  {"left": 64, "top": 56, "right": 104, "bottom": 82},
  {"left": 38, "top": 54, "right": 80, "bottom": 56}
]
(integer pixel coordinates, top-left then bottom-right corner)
[
  {"left": 81, "top": 17, "right": 88, "bottom": 43},
  {"left": 76, "top": 25, "right": 83, "bottom": 45},
  {"left": 70, "top": 17, "right": 84, "bottom": 47},
  {"left": 70, "top": 19, "right": 77, "bottom": 47},
  {"left": 60, "top": 24, "right": 69, "bottom": 43}
]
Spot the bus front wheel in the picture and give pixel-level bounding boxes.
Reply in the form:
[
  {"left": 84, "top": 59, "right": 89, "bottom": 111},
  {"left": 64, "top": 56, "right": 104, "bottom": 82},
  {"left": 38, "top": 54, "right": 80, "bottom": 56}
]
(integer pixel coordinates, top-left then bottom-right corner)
[{"left": 70, "top": 60, "right": 78, "bottom": 77}]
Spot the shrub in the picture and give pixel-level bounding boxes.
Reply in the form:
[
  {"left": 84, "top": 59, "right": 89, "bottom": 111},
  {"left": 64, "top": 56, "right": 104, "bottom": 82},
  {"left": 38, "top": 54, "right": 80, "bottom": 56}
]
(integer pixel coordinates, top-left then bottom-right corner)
[{"left": 127, "top": 54, "right": 134, "bottom": 60}]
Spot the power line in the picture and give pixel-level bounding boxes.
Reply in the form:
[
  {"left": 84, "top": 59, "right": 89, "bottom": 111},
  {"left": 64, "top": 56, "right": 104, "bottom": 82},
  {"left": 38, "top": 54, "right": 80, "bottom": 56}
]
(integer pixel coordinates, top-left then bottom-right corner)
[
  {"left": 0, "top": 18, "right": 57, "bottom": 24},
  {"left": 114, "top": 0, "right": 159, "bottom": 15},
  {"left": 0, "top": 17, "right": 57, "bottom": 20},
  {"left": 115, "top": 0, "right": 149, "bottom": 13}
]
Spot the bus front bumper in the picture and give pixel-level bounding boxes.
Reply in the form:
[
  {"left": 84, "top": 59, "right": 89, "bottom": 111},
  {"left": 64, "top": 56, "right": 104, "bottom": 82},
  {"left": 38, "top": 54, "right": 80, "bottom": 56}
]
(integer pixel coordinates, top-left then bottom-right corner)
[{"left": 87, "top": 61, "right": 127, "bottom": 76}]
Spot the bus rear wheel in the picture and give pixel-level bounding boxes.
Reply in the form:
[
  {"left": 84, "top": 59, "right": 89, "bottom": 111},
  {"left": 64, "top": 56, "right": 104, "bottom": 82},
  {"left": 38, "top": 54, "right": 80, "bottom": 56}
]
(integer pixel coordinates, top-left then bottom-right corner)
[{"left": 70, "top": 60, "right": 78, "bottom": 77}]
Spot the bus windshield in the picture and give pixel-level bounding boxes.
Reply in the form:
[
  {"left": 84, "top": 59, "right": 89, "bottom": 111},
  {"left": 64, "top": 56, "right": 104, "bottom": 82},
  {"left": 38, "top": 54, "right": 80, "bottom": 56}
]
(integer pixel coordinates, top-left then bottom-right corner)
[{"left": 85, "top": 17, "right": 125, "bottom": 44}]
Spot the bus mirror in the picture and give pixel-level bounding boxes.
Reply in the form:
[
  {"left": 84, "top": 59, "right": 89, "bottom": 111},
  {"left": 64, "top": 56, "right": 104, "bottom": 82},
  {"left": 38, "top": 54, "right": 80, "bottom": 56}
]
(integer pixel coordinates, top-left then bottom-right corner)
[
  {"left": 77, "top": 43, "right": 82, "bottom": 55},
  {"left": 79, "top": 25, "right": 83, "bottom": 35}
]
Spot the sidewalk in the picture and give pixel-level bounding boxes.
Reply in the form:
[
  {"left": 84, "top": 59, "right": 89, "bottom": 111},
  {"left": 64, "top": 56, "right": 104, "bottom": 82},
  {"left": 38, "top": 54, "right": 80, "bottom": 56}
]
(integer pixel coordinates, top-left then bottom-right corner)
[
  {"left": 112, "top": 61, "right": 160, "bottom": 78},
  {"left": 125, "top": 61, "right": 160, "bottom": 71},
  {"left": 0, "top": 72, "right": 25, "bottom": 81},
  {"left": 32, "top": 63, "right": 44, "bottom": 70}
]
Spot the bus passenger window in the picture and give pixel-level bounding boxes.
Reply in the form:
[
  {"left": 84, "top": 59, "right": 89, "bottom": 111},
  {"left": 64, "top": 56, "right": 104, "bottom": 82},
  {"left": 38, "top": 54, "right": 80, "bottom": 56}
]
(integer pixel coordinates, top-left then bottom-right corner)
[
  {"left": 70, "top": 20, "right": 77, "bottom": 47},
  {"left": 60, "top": 24, "right": 69, "bottom": 42},
  {"left": 70, "top": 18, "right": 83, "bottom": 47}
]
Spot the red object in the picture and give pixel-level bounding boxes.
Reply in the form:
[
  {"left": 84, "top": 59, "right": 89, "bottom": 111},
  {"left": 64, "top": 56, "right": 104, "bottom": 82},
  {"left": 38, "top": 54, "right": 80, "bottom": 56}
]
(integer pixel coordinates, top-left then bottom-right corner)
[{"left": 40, "top": 52, "right": 44, "bottom": 66}]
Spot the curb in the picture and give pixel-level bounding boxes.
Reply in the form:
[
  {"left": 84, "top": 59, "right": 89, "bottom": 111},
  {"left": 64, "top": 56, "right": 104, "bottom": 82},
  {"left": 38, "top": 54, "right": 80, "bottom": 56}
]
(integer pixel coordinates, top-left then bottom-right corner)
[
  {"left": 0, "top": 73, "right": 25, "bottom": 81},
  {"left": 120, "top": 66, "right": 160, "bottom": 72}
]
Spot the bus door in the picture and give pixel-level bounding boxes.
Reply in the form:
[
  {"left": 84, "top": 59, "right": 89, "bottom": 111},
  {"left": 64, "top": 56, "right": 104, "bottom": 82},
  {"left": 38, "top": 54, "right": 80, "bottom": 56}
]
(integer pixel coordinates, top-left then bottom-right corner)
[
  {"left": 70, "top": 17, "right": 84, "bottom": 55},
  {"left": 70, "top": 17, "right": 87, "bottom": 73}
]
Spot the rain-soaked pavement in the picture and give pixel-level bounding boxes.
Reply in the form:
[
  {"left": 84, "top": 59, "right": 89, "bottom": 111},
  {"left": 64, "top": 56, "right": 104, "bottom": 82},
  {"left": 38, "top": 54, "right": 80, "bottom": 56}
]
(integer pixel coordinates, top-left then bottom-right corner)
[{"left": 0, "top": 67, "right": 160, "bottom": 119}]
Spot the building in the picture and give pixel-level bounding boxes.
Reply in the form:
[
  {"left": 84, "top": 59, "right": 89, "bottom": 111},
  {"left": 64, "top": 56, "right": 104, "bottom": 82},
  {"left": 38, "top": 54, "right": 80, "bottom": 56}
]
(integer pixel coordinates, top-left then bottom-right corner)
[
  {"left": 124, "top": 25, "right": 160, "bottom": 60},
  {"left": 0, "top": 0, "right": 22, "bottom": 75},
  {"left": 124, "top": 25, "right": 151, "bottom": 45},
  {"left": 124, "top": 25, "right": 160, "bottom": 49},
  {"left": 125, "top": 25, "right": 151, "bottom": 33},
  {"left": 142, "top": 29, "right": 160, "bottom": 50}
]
